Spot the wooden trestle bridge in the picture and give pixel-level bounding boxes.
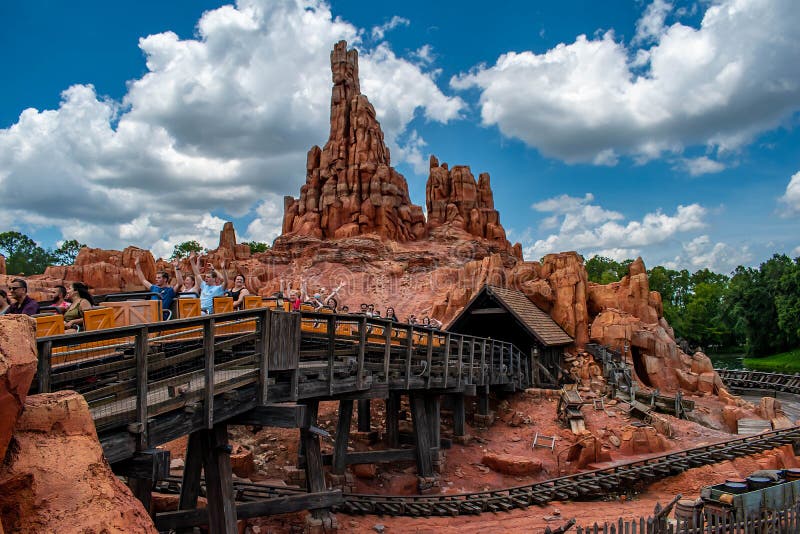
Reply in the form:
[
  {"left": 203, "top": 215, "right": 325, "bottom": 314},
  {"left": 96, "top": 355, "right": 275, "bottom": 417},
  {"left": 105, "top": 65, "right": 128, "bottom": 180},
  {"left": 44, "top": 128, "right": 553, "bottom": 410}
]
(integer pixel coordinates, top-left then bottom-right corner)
[{"left": 33, "top": 302, "right": 530, "bottom": 532}]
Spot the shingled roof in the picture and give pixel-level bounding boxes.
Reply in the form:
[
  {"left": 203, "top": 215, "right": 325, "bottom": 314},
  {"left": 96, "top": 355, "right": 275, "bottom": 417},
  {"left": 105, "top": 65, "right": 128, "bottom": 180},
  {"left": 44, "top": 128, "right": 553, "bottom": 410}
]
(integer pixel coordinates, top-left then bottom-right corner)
[{"left": 450, "top": 285, "right": 573, "bottom": 347}]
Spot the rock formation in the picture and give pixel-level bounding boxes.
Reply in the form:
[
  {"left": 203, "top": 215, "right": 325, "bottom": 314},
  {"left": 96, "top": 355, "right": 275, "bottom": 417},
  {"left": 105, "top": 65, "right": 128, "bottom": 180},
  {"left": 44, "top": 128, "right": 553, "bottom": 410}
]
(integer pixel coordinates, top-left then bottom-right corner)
[
  {"left": 0, "top": 254, "right": 5, "bottom": 275},
  {"left": 0, "top": 392, "right": 157, "bottom": 533},
  {"left": 280, "top": 41, "right": 427, "bottom": 242},
  {"left": 426, "top": 156, "right": 514, "bottom": 254},
  {"left": 0, "top": 316, "right": 37, "bottom": 461}
]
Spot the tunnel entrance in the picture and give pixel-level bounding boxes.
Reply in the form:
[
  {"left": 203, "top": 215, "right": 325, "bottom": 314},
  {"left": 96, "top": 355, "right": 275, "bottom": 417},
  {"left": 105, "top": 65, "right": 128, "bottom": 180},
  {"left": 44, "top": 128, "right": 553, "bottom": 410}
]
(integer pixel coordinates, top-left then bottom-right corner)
[{"left": 630, "top": 346, "right": 652, "bottom": 387}]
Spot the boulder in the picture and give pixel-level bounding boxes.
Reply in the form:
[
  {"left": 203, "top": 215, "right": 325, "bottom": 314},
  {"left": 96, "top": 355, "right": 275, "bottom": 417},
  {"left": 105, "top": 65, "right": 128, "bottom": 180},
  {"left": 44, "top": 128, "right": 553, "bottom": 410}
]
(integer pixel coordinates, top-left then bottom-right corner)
[
  {"left": 0, "top": 315, "right": 37, "bottom": 460},
  {"left": 481, "top": 453, "right": 543, "bottom": 476},
  {"left": 618, "top": 425, "right": 668, "bottom": 455},
  {"left": 0, "top": 392, "right": 157, "bottom": 533}
]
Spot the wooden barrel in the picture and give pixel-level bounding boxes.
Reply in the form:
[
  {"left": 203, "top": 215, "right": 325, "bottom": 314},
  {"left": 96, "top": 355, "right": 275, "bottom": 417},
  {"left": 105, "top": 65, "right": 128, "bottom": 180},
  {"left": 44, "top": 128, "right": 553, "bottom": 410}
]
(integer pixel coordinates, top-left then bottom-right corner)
[{"left": 675, "top": 499, "right": 703, "bottom": 529}]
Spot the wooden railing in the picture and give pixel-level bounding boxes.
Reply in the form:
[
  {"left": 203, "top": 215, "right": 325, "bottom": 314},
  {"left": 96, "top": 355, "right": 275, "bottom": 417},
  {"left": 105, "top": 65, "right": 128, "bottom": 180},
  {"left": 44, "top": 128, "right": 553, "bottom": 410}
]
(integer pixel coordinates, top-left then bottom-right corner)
[{"left": 33, "top": 308, "right": 530, "bottom": 461}]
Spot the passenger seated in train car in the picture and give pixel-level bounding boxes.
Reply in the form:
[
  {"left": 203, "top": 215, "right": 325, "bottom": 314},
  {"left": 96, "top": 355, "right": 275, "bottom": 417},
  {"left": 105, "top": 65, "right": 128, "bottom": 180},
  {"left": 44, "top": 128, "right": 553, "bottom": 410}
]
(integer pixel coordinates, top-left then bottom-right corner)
[
  {"left": 340, "top": 305, "right": 349, "bottom": 314},
  {"left": 226, "top": 273, "right": 250, "bottom": 310},
  {"left": 325, "top": 297, "right": 338, "bottom": 312},
  {"left": 172, "top": 260, "right": 201, "bottom": 297},
  {"left": 189, "top": 252, "right": 228, "bottom": 314},
  {"left": 134, "top": 257, "right": 175, "bottom": 319},
  {"left": 0, "top": 289, "right": 10, "bottom": 315},
  {"left": 366, "top": 303, "right": 375, "bottom": 317},
  {"left": 50, "top": 285, "right": 70, "bottom": 313},
  {"left": 385, "top": 307, "right": 398, "bottom": 322},
  {"left": 407, "top": 314, "right": 418, "bottom": 325},
  {"left": 7, "top": 278, "right": 40, "bottom": 316},
  {"left": 63, "top": 282, "right": 95, "bottom": 332}
]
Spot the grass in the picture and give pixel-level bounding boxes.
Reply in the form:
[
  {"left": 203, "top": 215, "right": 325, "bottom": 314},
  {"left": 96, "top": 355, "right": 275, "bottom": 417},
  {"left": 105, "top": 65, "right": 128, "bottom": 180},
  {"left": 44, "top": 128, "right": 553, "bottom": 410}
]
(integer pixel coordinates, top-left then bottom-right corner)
[{"left": 744, "top": 348, "right": 800, "bottom": 373}]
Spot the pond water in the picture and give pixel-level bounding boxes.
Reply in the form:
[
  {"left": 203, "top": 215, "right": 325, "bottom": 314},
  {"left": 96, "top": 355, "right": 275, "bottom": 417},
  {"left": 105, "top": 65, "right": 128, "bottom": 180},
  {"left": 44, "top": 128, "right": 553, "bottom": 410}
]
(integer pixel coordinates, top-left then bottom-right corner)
[{"left": 709, "top": 352, "right": 746, "bottom": 370}]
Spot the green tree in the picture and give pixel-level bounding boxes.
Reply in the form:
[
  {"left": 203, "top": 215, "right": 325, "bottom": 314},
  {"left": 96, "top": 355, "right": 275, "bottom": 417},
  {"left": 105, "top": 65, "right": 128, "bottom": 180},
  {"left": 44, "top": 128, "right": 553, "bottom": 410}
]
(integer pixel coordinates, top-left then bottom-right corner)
[
  {"left": 585, "top": 256, "right": 628, "bottom": 283},
  {"left": 170, "top": 240, "right": 205, "bottom": 260},
  {"left": 0, "top": 231, "right": 54, "bottom": 275},
  {"left": 52, "top": 239, "right": 86, "bottom": 265},
  {"left": 245, "top": 241, "right": 270, "bottom": 254}
]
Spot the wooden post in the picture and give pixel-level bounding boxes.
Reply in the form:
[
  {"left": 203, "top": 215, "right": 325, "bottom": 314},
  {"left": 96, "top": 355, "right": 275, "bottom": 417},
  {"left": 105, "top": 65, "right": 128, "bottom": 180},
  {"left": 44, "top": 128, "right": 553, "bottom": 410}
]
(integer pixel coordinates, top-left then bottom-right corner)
[
  {"left": 452, "top": 394, "right": 466, "bottom": 438},
  {"left": 128, "top": 477, "right": 153, "bottom": 517},
  {"left": 257, "top": 308, "right": 271, "bottom": 405},
  {"left": 405, "top": 325, "right": 413, "bottom": 389},
  {"left": 385, "top": 393, "right": 400, "bottom": 448},
  {"left": 202, "top": 423, "right": 237, "bottom": 534},
  {"left": 37, "top": 340, "right": 52, "bottom": 393},
  {"left": 357, "top": 399, "right": 371, "bottom": 432},
  {"left": 300, "top": 400, "right": 326, "bottom": 494},
  {"left": 333, "top": 399, "right": 354, "bottom": 475},
  {"left": 357, "top": 316, "right": 367, "bottom": 389},
  {"left": 456, "top": 336, "right": 464, "bottom": 388},
  {"left": 426, "top": 394, "right": 441, "bottom": 451},
  {"left": 410, "top": 394, "right": 433, "bottom": 477},
  {"left": 383, "top": 319, "right": 391, "bottom": 383},
  {"left": 327, "top": 315, "right": 335, "bottom": 396},
  {"left": 443, "top": 333, "right": 451, "bottom": 388},
  {"left": 480, "top": 340, "right": 487, "bottom": 385},
  {"left": 478, "top": 385, "right": 490, "bottom": 416},
  {"left": 468, "top": 339, "right": 475, "bottom": 385},
  {"left": 178, "top": 431, "right": 204, "bottom": 514},
  {"left": 135, "top": 326, "right": 149, "bottom": 450},
  {"left": 425, "top": 330, "right": 434, "bottom": 388},
  {"left": 204, "top": 318, "right": 215, "bottom": 429}
]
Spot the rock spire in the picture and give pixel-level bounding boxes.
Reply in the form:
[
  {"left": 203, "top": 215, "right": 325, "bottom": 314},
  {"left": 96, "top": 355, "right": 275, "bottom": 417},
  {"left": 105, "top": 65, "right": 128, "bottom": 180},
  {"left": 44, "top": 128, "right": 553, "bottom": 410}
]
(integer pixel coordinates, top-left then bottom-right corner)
[{"left": 281, "top": 41, "right": 427, "bottom": 241}]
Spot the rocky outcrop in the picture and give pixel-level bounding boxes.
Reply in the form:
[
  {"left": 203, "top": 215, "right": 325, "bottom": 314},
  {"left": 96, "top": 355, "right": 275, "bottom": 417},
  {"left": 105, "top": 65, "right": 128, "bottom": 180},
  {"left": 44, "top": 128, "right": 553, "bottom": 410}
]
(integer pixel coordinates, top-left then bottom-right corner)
[
  {"left": 280, "top": 41, "right": 427, "bottom": 243},
  {"left": 213, "top": 221, "right": 251, "bottom": 261},
  {"left": 0, "top": 391, "right": 157, "bottom": 533},
  {"left": 0, "top": 316, "right": 37, "bottom": 461},
  {"left": 588, "top": 257, "right": 662, "bottom": 323},
  {"left": 0, "top": 254, "right": 5, "bottom": 275},
  {"left": 426, "top": 156, "right": 514, "bottom": 253},
  {"left": 42, "top": 246, "right": 156, "bottom": 295}
]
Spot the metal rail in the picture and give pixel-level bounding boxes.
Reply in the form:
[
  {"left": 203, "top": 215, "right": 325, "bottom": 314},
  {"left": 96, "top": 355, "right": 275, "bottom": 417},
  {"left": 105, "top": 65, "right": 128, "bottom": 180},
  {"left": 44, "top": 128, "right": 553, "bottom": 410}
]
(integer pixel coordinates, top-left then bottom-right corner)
[
  {"left": 716, "top": 369, "right": 800, "bottom": 395},
  {"left": 336, "top": 427, "right": 800, "bottom": 516}
]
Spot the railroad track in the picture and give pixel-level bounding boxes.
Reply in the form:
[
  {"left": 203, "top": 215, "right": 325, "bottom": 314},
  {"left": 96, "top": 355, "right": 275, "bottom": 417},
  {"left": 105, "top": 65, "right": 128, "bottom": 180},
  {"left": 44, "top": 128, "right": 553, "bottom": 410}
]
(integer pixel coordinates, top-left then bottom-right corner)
[
  {"left": 336, "top": 427, "right": 800, "bottom": 516},
  {"left": 157, "top": 427, "right": 800, "bottom": 517},
  {"left": 716, "top": 369, "right": 800, "bottom": 395}
]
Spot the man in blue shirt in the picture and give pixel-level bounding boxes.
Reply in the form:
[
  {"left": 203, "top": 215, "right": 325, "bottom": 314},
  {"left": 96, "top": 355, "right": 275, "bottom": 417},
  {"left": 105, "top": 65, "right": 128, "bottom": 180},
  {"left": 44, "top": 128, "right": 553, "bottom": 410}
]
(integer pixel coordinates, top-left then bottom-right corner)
[
  {"left": 134, "top": 257, "right": 175, "bottom": 319},
  {"left": 189, "top": 252, "right": 228, "bottom": 314}
]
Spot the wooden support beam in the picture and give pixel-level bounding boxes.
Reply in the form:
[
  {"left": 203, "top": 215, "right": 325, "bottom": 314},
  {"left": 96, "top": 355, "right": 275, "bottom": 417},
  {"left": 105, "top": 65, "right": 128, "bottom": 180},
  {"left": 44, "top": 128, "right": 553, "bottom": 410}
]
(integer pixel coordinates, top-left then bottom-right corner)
[
  {"left": 230, "top": 404, "right": 307, "bottom": 428},
  {"left": 300, "top": 400, "right": 327, "bottom": 514},
  {"left": 201, "top": 423, "right": 237, "bottom": 534},
  {"left": 135, "top": 326, "right": 149, "bottom": 450},
  {"left": 113, "top": 448, "right": 170, "bottom": 481},
  {"left": 332, "top": 399, "right": 353, "bottom": 475},
  {"left": 425, "top": 394, "right": 441, "bottom": 459},
  {"left": 478, "top": 385, "right": 490, "bottom": 416},
  {"left": 154, "top": 491, "right": 343, "bottom": 531},
  {"left": 203, "top": 319, "right": 215, "bottom": 429},
  {"left": 177, "top": 431, "right": 205, "bottom": 534},
  {"left": 357, "top": 399, "right": 371, "bottom": 432},
  {"left": 37, "top": 340, "right": 52, "bottom": 393},
  {"left": 410, "top": 394, "right": 433, "bottom": 477},
  {"left": 452, "top": 394, "right": 466, "bottom": 438},
  {"left": 385, "top": 392, "right": 400, "bottom": 449},
  {"left": 316, "top": 447, "right": 439, "bottom": 466},
  {"left": 257, "top": 308, "right": 271, "bottom": 405},
  {"left": 128, "top": 477, "right": 153, "bottom": 517}
]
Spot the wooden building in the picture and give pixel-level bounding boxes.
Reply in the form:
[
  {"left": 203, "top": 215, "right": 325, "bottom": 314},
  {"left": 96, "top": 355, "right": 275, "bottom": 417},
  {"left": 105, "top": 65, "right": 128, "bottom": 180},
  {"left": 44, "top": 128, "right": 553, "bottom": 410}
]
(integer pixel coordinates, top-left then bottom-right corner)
[{"left": 447, "top": 285, "right": 573, "bottom": 387}]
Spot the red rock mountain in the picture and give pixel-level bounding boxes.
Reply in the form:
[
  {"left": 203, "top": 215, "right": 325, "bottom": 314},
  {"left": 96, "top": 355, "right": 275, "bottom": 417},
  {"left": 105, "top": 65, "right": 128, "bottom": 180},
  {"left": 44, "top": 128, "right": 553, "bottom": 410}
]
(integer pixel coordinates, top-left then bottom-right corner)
[{"left": 280, "top": 41, "right": 427, "bottom": 242}]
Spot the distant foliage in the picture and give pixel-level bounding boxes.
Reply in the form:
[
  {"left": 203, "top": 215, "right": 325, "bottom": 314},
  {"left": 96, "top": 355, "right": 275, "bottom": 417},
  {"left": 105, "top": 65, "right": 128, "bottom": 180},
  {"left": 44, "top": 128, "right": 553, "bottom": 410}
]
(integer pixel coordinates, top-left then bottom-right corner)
[
  {"left": 170, "top": 240, "right": 205, "bottom": 260},
  {"left": 245, "top": 241, "right": 270, "bottom": 254},
  {"left": 0, "top": 231, "right": 85, "bottom": 275},
  {"left": 586, "top": 253, "right": 800, "bottom": 356}
]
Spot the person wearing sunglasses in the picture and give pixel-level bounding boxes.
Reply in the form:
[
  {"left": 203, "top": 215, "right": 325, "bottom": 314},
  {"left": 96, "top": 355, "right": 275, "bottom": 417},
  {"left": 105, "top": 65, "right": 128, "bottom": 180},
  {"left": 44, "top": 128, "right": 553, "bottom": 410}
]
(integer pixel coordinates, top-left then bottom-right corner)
[{"left": 7, "top": 278, "right": 40, "bottom": 315}]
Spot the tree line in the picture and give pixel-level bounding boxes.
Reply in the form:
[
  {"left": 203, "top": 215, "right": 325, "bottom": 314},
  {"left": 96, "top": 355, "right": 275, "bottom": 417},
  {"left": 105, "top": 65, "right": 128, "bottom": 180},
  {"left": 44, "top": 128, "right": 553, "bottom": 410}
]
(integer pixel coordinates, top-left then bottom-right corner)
[
  {"left": 0, "top": 231, "right": 84, "bottom": 275},
  {"left": 585, "top": 254, "right": 800, "bottom": 357}
]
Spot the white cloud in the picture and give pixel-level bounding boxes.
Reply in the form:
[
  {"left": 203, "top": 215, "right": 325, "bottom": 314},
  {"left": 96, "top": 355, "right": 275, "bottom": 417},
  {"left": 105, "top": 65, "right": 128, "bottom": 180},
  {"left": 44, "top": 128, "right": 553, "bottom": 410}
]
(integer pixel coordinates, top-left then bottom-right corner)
[
  {"left": 524, "top": 192, "right": 706, "bottom": 259},
  {"left": 452, "top": 0, "right": 800, "bottom": 165},
  {"left": 0, "top": 0, "right": 463, "bottom": 256},
  {"left": 371, "top": 15, "right": 410, "bottom": 40},
  {"left": 779, "top": 171, "right": 800, "bottom": 216},
  {"left": 634, "top": 0, "right": 673, "bottom": 44},
  {"left": 793, "top": 245, "right": 800, "bottom": 256},
  {"left": 666, "top": 234, "right": 752, "bottom": 272},
  {"left": 683, "top": 156, "right": 726, "bottom": 176},
  {"left": 243, "top": 193, "right": 284, "bottom": 244}
]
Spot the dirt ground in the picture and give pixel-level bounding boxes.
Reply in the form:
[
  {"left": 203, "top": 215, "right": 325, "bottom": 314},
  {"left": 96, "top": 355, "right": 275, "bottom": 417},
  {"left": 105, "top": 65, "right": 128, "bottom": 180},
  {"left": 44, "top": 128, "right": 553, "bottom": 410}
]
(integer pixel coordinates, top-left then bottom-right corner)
[{"left": 161, "top": 389, "right": 798, "bottom": 533}]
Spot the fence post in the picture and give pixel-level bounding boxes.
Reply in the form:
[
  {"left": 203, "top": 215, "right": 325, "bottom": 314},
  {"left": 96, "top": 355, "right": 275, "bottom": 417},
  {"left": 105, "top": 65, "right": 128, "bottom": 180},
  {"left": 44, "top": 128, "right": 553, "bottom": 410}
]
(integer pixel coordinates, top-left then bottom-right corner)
[
  {"left": 135, "top": 325, "right": 149, "bottom": 450},
  {"left": 358, "top": 315, "right": 368, "bottom": 389},
  {"left": 37, "top": 339, "right": 52, "bottom": 393},
  {"left": 257, "top": 308, "right": 271, "bottom": 405},
  {"left": 327, "top": 315, "right": 336, "bottom": 396},
  {"left": 204, "top": 318, "right": 215, "bottom": 429}
]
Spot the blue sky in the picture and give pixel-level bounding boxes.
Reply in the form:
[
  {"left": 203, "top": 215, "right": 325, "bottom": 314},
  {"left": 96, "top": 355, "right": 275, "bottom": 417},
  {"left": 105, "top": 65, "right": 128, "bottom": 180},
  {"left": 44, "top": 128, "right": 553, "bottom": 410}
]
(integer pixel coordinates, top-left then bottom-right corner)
[{"left": 1, "top": 0, "right": 798, "bottom": 273}]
